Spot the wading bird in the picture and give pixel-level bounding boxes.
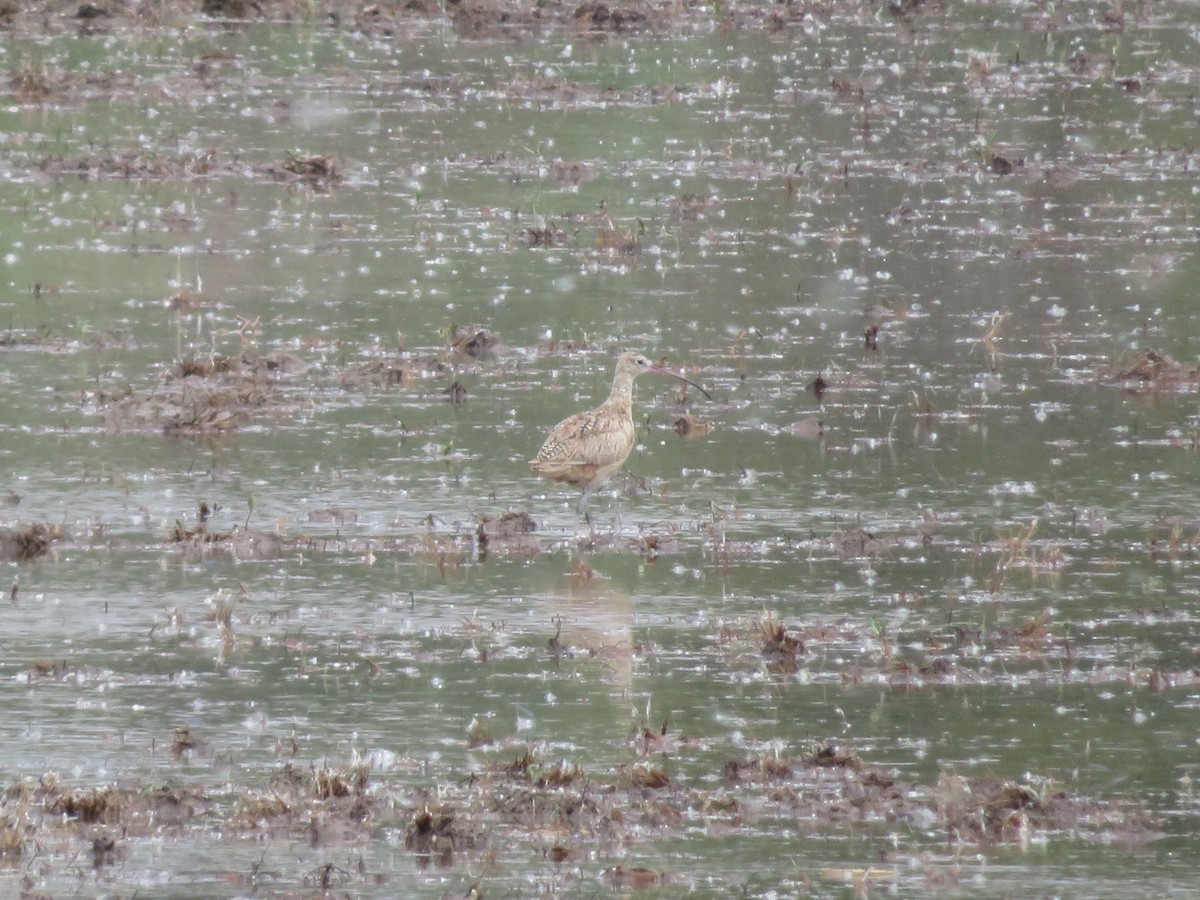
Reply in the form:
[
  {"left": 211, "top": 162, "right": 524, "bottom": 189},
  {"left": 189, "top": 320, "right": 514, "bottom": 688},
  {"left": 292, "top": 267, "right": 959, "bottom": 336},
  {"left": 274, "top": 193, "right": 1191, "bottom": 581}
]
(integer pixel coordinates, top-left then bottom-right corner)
[{"left": 530, "top": 352, "right": 710, "bottom": 519}]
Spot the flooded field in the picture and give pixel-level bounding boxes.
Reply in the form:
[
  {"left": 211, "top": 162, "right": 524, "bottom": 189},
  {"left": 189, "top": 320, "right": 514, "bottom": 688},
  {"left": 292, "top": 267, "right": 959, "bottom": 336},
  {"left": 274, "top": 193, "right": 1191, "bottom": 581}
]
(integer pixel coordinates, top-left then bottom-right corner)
[{"left": 2, "top": 0, "right": 1200, "bottom": 895}]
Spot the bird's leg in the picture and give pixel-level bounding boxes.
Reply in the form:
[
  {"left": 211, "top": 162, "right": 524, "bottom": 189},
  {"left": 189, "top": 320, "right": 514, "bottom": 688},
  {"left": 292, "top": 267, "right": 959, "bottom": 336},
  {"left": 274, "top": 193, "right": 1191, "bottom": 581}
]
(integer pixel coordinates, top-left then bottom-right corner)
[{"left": 577, "top": 489, "right": 595, "bottom": 531}]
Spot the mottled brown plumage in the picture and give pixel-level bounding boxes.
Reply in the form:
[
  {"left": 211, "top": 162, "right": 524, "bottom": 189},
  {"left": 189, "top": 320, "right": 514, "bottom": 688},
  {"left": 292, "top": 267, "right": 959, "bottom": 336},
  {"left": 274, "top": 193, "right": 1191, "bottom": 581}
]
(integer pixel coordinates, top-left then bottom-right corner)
[{"left": 531, "top": 352, "right": 709, "bottom": 517}]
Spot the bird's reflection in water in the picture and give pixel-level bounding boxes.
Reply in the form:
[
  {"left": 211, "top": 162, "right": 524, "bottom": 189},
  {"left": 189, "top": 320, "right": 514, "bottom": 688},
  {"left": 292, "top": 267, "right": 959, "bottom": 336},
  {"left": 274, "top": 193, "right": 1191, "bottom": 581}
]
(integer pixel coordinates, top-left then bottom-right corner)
[{"left": 548, "top": 561, "right": 633, "bottom": 697}]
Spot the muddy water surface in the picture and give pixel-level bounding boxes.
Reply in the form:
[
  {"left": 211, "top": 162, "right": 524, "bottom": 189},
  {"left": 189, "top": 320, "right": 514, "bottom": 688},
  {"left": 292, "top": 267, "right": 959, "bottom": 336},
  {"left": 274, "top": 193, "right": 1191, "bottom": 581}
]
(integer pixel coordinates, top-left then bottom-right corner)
[{"left": 1, "top": 2, "right": 1199, "bottom": 896}]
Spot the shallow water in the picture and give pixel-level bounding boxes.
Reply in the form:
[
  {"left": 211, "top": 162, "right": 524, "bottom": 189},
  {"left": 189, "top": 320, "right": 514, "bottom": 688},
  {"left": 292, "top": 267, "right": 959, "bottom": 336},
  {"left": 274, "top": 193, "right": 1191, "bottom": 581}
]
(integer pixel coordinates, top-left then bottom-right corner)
[{"left": 1, "top": 2, "right": 1200, "bottom": 896}]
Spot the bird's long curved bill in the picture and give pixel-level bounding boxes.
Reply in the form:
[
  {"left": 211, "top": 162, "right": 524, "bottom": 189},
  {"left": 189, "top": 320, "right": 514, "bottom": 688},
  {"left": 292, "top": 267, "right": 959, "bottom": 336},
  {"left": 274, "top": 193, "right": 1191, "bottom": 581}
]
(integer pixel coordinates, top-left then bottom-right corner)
[{"left": 651, "top": 366, "right": 712, "bottom": 401}]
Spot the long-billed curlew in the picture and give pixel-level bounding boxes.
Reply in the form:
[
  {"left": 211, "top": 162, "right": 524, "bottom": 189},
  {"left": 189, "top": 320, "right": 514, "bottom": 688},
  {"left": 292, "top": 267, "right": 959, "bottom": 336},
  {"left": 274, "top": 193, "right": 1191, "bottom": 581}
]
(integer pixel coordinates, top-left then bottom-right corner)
[{"left": 530, "top": 352, "right": 710, "bottom": 518}]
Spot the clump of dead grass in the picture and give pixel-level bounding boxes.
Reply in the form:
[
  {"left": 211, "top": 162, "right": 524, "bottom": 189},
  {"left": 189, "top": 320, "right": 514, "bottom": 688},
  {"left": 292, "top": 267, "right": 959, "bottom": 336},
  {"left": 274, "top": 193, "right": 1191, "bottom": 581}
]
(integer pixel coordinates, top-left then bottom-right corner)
[
  {"left": 267, "top": 153, "right": 340, "bottom": 189},
  {"left": 0, "top": 523, "right": 59, "bottom": 562},
  {"left": 1099, "top": 349, "right": 1200, "bottom": 391},
  {"left": 98, "top": 351, "right": 307, "bottom": 439},
  {"left": 447, "top": 325, "right": 505, "bottom": 361}
]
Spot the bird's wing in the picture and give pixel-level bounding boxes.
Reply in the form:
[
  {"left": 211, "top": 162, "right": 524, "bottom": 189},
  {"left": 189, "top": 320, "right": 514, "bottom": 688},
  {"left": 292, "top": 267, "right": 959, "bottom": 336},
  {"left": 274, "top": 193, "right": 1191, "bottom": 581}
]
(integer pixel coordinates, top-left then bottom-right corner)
[{"left": 534, "top": 409, "right": 635, "bottom": 469}]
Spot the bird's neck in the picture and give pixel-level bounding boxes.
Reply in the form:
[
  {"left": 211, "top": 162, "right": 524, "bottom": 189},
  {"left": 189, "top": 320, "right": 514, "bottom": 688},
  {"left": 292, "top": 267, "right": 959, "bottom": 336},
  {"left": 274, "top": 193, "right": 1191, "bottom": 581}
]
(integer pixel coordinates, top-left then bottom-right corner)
[{"left": 605, "top": 374, "right": 636, "bottom": 412}]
